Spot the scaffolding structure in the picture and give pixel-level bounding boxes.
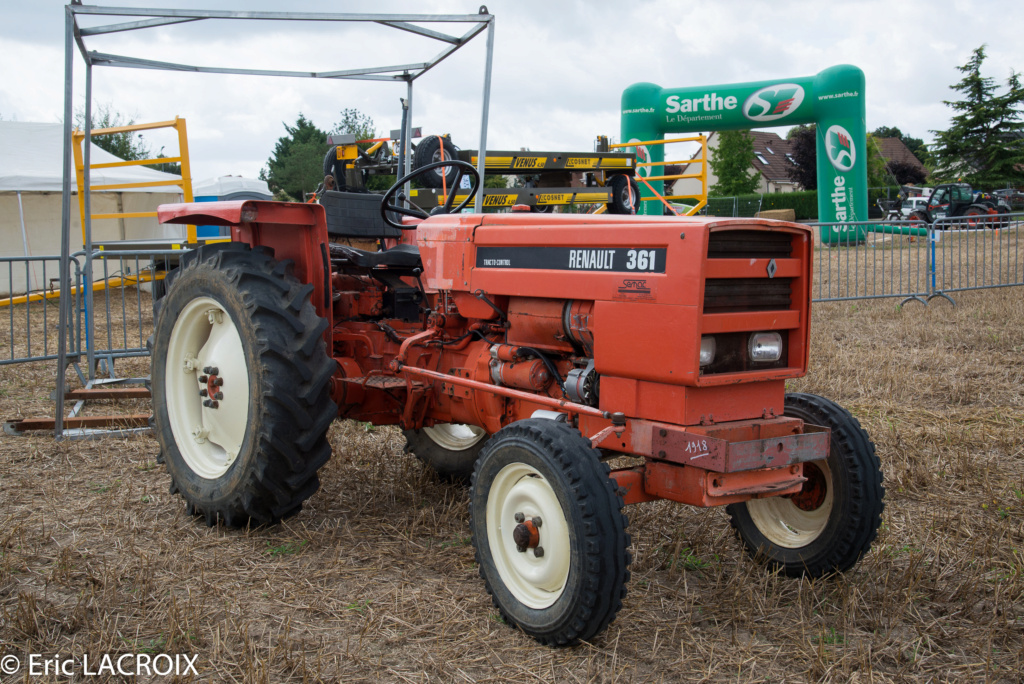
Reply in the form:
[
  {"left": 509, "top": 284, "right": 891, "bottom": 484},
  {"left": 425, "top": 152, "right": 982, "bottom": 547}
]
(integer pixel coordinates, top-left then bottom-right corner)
[{"left": 58, "top": 3, "right": 496, "bottom": 437}]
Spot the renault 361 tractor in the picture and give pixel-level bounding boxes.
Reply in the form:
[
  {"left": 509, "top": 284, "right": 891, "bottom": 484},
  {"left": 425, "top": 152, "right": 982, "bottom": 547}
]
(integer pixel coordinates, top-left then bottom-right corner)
[{"left": 151, "top": 160, "right": 884, "bottom": 646}]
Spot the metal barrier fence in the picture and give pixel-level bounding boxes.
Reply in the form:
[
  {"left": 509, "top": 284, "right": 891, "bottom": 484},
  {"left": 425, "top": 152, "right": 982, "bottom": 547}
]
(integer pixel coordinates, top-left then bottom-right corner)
[
  {"left": 81, "top": 250, "right": 179, "bottom": 368},
  {"left": 0, "top": 255, "right": 82, "bottom": 365},
  {"left": 0, "top": 249, "right": 180, "bottom": 371},
  {"left": 810, "top": 212, "right": 1024, "bottom": 305},
  {"left": 1, "top": 214, "right": 1023, "bottom": 374},
  {"left": 931, "top": 213, "right": 1024, "bottom": 300},
  {"left": 811, "top": 220, "right": 932, "bottom": 305}
]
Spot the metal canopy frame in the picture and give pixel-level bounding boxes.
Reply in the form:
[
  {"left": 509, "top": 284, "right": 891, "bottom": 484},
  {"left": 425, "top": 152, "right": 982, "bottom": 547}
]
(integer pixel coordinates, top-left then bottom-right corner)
[{"left": 57, "top": 3, "right": 496, "bottom": 436}]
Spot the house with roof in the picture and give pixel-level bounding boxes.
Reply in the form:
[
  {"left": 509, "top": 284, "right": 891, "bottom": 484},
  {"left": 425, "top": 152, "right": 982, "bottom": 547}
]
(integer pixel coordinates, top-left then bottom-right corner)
[
  {"left": 672, "top": 131, "right": 799, "bottom": 199},
  {"left": 670, "top": 130, "right": 928, "bottom": 198}
]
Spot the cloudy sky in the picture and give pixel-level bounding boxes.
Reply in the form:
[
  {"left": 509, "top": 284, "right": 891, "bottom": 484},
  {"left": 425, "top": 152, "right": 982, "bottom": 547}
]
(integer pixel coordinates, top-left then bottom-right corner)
[{"left": 1, "top": 0, "right": 1021, "bottom": 182}]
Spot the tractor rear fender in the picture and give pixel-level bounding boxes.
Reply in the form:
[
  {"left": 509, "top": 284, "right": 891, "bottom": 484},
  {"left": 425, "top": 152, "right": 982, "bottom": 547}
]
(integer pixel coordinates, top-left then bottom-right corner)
[{"left": 158, "top": 200, "right": 333, "bottom": 334}]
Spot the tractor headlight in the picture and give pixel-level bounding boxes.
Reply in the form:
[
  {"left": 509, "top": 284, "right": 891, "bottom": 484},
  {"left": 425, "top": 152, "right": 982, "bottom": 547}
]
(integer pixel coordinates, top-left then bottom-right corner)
[
  {"left": 748, "top": 332, "right": 783, "bottom": 363},
  {"left": 699, "top": 336, "right": 716, "bottom": 367}
]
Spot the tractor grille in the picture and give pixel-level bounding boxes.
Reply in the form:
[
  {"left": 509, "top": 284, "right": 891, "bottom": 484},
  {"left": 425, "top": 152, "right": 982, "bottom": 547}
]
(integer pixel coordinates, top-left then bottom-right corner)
[
  {"left": 701, "top": 229, "right": 800, "bottom": 377},
  {"left": 703, "top": 278, "right": 792, "bottom": 313},
  {"left": 707, "top": 230, "right": 793, "bottom": 259}
]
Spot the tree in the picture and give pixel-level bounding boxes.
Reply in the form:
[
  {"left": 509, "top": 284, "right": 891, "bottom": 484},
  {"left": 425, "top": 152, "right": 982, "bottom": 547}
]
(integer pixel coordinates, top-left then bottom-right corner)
[
  {"left": 262, "top": 114, "right": 329, "bottom": 201},
  {"left": 331, "top": 108, "right": 395, "bottom": 192},
  {"left": 786, "top": 124, "right": 817, "bottom": 190},
  {"left": 149, "top": 148, "right": 182, "bottom": 176},
  {"left": 709, "top": 130, "right": 760, "bottom": 196},
  {"left": 865, "top": 133, "right": 889, "bottom": 187},
  {"left": 74, "top": 104, "right": 149, "bottom": 161},
  {"left": 930, "top": 45, "right": 1024, "bottom": 188},
  {"left": 884, "top": 160, "right": 928, "bottom": 186},
  {"left": 333, "top": 108, "right": 376, "bottom": 142},
  {"left": 872, "top": 126, "right": 929, "bottom": 165},
  {"left": 73, "top": 104, "right": 182, "bottom": 175}
]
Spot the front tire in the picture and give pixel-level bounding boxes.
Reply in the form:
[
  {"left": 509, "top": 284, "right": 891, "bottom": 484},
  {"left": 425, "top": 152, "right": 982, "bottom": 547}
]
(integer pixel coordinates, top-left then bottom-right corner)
[
  {"left": 470, "top": 419, "right": 631, "bottom": 646},
  {"left": 907, "top": 209, "right": 930, "bottom": 229},
  {"left": 726, "top": 393, "right": 884, "bottom": 577},
  {"left": 403, "top": 423, "right": 488, "bottom": 480},
  {"left": 151, "top": 243, "right": 337, "bottom": 527}
]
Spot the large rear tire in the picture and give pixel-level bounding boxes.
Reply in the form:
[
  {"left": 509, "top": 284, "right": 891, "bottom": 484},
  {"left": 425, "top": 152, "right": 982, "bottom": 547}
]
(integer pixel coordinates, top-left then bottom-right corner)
[
  {"left": 470, "top": 419, "right": 631, "bottom": 646},
  {"left": 403, "top": 423, "right": 488, "bottom": 480},
  {"left": 726, "top": 393, "right": 884, "bottom": 577},
  {"left": 961, "top": 205, "right": 990, "bottom": 228},
  {"left": 151, "top": 243, "right": 337, "bottom": 527}
]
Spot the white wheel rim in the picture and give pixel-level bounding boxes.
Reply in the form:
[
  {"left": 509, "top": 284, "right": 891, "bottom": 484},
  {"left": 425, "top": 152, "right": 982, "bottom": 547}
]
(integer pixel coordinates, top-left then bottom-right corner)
[
  {"left": 164, "top": 296, "right": 251, "bottom": 480},
  {"left": 423, "top": 423, "right": 486, "bottom": 451},
  {"left": 486, "top": 463, "right": 571, "bottom": 609},
  {"left": 746, "top": 461, "right": 834, "bottom": 548}
]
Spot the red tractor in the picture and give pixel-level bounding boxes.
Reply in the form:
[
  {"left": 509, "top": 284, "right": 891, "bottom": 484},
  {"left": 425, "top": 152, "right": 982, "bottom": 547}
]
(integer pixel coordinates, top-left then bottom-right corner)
[{"left": 151, "top": 160, "right": 884, "bottom": 646}]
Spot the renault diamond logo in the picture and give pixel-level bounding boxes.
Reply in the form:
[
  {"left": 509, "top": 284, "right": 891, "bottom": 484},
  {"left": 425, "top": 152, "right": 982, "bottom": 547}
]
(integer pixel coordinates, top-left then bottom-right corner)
[{"left": 766, "top": 258, "right": 777, "bottom": 278}]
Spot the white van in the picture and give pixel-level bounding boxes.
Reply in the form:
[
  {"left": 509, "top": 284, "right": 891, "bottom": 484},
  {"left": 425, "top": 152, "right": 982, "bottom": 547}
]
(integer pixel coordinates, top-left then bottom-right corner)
[{"left": 900, "top": 196, "right": 929, "bottom": 217}]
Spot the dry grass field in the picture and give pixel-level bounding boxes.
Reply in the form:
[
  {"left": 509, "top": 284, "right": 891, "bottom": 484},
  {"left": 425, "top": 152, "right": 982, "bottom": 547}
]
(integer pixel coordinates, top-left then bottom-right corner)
[{"left": 1, "top": 287, "right": 1023, "bottom": 683}]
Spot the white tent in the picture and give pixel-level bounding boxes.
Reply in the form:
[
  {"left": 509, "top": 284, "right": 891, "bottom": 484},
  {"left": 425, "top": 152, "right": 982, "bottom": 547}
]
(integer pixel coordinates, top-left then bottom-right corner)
[{"left": 0, "top": 121, "right": 186, "bottom": 293}]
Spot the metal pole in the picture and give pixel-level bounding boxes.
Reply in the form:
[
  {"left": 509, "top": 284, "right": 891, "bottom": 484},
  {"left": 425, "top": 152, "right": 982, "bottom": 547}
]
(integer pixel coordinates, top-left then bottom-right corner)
[
  {"left": 475, "top": 16, "right": 495, "bottom": 213},
  {"left": 397, "top": 97, "right": 408, "bottom": 180},
  {"left": 55, "top": 6, "right": 75, "bottom": 438},
  {"left": 403, "top": 79, "right": 413, "bottom": 207},
  {"left": 84, "top": 62, "right": 96, "bottom": 380},
  {"left": 16, "top": 193, "right": 33, "bottom": 289},
  {"left": 930, "top": 225, "right": 937, "bottom": 295}
]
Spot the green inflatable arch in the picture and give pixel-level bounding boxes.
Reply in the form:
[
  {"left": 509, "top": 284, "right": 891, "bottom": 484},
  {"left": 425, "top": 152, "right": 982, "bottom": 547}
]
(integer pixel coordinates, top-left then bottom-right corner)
[{"left": 621, "top": 65, "right": 865, "bottom": 243}]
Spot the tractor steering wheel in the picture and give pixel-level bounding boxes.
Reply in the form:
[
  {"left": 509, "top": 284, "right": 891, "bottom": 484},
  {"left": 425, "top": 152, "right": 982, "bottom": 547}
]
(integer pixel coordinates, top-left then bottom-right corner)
[{"left": 380, "top": 159, "right": 480, "bottom": 230}]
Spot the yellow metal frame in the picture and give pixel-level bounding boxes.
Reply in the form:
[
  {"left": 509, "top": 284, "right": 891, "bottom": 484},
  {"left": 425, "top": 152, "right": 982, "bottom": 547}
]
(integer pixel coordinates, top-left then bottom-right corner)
[
  {"left": 72, "top": 117, "right": 195, "bottom": 245},
  {"left": 609, "top": 134, "right": 708, "bottom": 216}
]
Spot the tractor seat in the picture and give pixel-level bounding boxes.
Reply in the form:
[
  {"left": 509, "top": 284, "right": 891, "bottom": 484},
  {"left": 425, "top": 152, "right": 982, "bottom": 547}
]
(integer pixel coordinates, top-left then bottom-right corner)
[{"left": 331, "top": 243, "right": 422, "bottom": 270}]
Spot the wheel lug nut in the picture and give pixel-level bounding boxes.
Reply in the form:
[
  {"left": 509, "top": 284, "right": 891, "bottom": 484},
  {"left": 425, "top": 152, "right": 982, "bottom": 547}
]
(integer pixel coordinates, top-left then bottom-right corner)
[
  {"left": 516, "top": 544, "right": 527, "bottom": 553},
  {"left": 198, "top": 375, "right": 209, "bottom": 383},
  {"left": 514, "top": 512, "right": 525, "bottom": 523},
  {"left": 215, "top": 377, "right": 224, "bottom": 386},
  {"left": 534, "top": 546, "right": 544, "bottom": 558},
  {"left": 209, "top": 367, "right": 219, "bottom": 375},
  {"left": 203, "top": 399, "right": 213, "bottom": 407},
  {"left": 199, "top": 389, "right": 208, "bottom": 397},
  {"left": 532, "top": 516, "right": 542, "bottom": 528},
  {"left": 203, "top": 366, "right": 213, "bottom": 374},
  {"left": 214, "top": 392, "right": 224, "bottom": 400}
]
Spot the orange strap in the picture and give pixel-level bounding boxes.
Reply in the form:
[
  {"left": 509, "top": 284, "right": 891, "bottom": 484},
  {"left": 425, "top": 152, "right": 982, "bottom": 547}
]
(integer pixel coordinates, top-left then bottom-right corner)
[
  {"left": 636, "top": 176, "right": 680, "bottom": 217},
  {"left": 440, "top": 136, "right": 448, "bottom": 202}
]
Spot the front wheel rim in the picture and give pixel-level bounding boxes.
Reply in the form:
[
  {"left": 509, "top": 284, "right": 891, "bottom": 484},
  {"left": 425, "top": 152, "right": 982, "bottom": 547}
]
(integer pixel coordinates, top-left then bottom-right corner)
[
  {"left": 164, "top": 296, "right": 251, "bottom": 480},
  {"left": 486, "top": 463, "right": 571, "bottom": 609},
  {"left": 746, "top": 460, "right": 834, "bottom": 548},
  {"left": 423, "top": 423, "right": 486, "bottom": 451}
]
